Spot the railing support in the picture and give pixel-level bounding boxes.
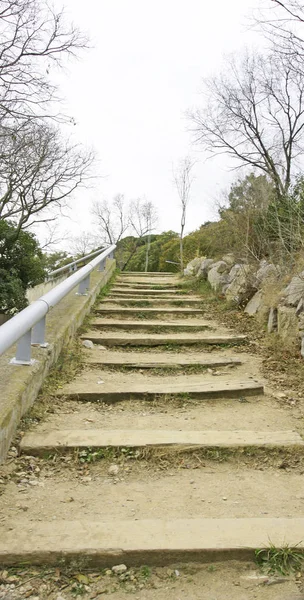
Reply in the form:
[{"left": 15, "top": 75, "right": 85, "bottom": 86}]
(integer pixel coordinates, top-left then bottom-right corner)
[
  {"left": 10, "top": 330, "right": 36, "bottom": 366},
  {"left": 77, "top": 274, "right": 90, "bottom": 295},
  {"left": 31, "top": 316, "right": 48, "bottom": 347},
  {"left": 98, "top": 259, "right": 105, "bottom": 272}
]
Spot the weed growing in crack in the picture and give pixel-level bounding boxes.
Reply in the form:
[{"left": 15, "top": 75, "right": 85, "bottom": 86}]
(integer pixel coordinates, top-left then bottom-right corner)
[{"left": 255, "top": 541, "right": 304, "bottom": 575}]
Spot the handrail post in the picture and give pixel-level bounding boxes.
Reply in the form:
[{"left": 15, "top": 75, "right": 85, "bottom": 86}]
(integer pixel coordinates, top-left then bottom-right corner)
[
  {"left": 98, "top": 259, "right": 105, "bottom": 271},
  {"left": 77, "top": 274, "right": 90, "bottom": 295},
  {"left": 10, "top": 330, "right": 35, "bottom": 366},
  {"left": 31, "top": 316, "right": 48, "bottom": 347}
]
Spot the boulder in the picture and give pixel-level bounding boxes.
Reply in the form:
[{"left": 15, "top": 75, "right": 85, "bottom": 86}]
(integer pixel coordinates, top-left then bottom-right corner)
[
  {"left": 277, "top": 306, "right": 299, "bottom": 346},
  {"left": 207, "top": 261, "right": 229, "bottom": 291},
  {"left": 225, "top": 264, "right": 255, "bottom": 304},
  {"left": 244, "top": 290, "right": 263, "bottom": 316},
  {"left": 281, "top": 271, "right": 304, "bottom": 307},
  {"left": 211, "top": 260, "right": 229, "bottom": 274},
  {"left": 221, "top": 253, "right": 236, "bottom": 267},
  {"left": 184, "top": 257, "right": 203, "bottom": 277},
  {"left": 196, "top": 258, "right": 214, "bottom": 279},
  {"left": 255, "top": 261, "right": 280, "bottom": 288}
]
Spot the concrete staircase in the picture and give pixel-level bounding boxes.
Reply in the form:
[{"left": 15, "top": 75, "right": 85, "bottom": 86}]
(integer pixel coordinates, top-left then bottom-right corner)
[{"left": 1, "top": 272, "right": 304, "bottom": 568}]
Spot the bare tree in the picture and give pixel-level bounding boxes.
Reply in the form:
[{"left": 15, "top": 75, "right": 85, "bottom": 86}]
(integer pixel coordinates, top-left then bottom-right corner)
[
  {"left": 0, "top": 0, "right": 88, "bottom": 131},
  {"left": 173, "top": 157, "right": 195, "bottom": 272},
  {"left": 92, "top": 194, "right": 129, "bottom": 245},
  {"left": 70, "top": 232, "right": 101, "bottom": 257},
  {"left": 129, "top": 198, "right": 158, "bottom": 272},
  {"left": 0, "top": 122, "right": 95, "bottom": 236},
  {"left": 189, "top": 51, "right": 304, "bottom": 202}
]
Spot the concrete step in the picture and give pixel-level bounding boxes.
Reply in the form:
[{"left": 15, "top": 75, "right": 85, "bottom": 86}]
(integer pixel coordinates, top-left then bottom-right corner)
[
  {"left": 120, "top": 272, "right": 176, "bottom": 276},
  {"left": 95, "top": 307, "right": 205, "bottom": 316},
  {"left": 91, "top": 319, "right": 213, "bottom": 331},
  {"left": 81, "top": 331, "right": 247, "bottom": 347},
  {"left": 114, "top": 282, "right": 181, "bottom": 289},
  {"left": 110, "top": 288, "right": 183, "bottom": 295},
  {"left": 20, "top": 429, "right": 303, "bottom": 454},
  {"left": 1, "top": 518, "right": 304, "bottom": 566},
  {"left": 84, "top": 351, "right": 242, "bottom": 369},
  {"left": 57, "top": 375, "right": 263, "bottom": 402},
  {"left": 101, "top": 298, "right": 203, "bottom": 306},
  {"left": 107, "top": 294, "right": 199, "bottom": 300}
]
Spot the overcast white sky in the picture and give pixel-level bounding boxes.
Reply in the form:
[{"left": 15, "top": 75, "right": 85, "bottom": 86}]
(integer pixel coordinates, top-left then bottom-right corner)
[{"left": 47, "top": 0, "right": 263, "bottom": 250}]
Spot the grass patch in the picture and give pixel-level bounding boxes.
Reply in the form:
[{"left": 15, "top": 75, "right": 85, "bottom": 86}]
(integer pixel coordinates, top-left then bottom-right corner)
[{"left": 255, "top": 542, "right": 304, "bottom": 575}]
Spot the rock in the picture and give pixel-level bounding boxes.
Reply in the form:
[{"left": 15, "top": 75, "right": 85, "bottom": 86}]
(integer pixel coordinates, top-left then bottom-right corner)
[
  {"left": 244, "top": 290, "right": 263, "bottom": 316},
  {"left": 184, "top": 257, "right": 203, "bottom": 277},
  {"left": 267, "top": 307, "right": 278, "bottom": 333},
  {"left": 211, "top": 260, "right": 229, "bottom": 274},
  {"left": 112, "top": 564, "right": 127, "bottom": 575},
  {"left": 55, "top": 595, "right": 67, "bottom": 600},
  {"left": 221, "top": 253, "right": 236, "bottom": 266},
  {"left": 296, "top": 298, "right": 304, "bottom": 316},
  {"left": 82, "top": 339, "right": 94, "bottom": 349},
  {"left": 207, "top": 262, "right": 229, "bottom": 291},
  {"left": 225, "top": 264, "right": 255, "bottom": 304},
  {"left": 196, "top": 258, "right": 214, "bottom": 279},
  {"left": 255, "top": 261, "right": 280, "bottom": 287},
  {"left": 282, "top": 270, "right": 304, "bottom": 306},
  {"left": 240, "top": 572, "right": 269, "bottom": 587},
  {"left": 301, "top": 336, "right": 304, "bottom": 358},
  {"left": 277, "top": 306, "right": 299, "bottom": 346},
  {"left": 108, "top": 464, "right": 119, "bottom": 476}
]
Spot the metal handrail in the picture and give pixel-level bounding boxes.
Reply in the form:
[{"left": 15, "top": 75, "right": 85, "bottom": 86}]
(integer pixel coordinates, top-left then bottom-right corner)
[
  {"left": 0, "top": 244, "right": 116, "bottom": 365},
  {"left": 47, "top": 247, "right": 105, "bottom": 279}
]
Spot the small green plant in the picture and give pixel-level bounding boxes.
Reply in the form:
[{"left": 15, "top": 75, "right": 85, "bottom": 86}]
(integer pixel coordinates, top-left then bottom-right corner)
[
  {"left": 207, "top": 565, "right": 216, "bottom": 573},
  {"left": 255, "top": 541, "right": 304, "bottom": 575},
  {"left": 71, "top": 582, "right": 86, "bottom": 597},
  {"left": 77, "top": 447, "right": 113, "bottom": 463},
  {"left": 139, "top": 565, "right": 151, "bottom": 579}
]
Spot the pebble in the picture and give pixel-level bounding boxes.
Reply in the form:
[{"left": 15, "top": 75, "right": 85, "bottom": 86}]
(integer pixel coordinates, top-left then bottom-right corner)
[
  {"left": 108, "top": 464, "right": 119, "bottom": 476},
  {"left": 82, "top": 340, "right": 94, "bottom": 349},
  {"left": 112, "top": 564, "right": 127, "bottom": 574}
]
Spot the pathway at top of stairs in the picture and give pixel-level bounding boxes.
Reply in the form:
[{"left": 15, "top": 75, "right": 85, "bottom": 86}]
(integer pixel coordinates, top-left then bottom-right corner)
[{"left": 1, "top": 271, "right": 304, "bottom": 600}]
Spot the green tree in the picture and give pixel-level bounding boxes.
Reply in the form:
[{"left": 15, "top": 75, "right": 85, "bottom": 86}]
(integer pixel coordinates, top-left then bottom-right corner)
[{"left": 0, "top": 220, "right": 45, "bottom": 313}]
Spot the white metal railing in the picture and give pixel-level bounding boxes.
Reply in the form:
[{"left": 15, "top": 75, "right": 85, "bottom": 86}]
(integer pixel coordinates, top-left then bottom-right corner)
[
  {"left": 0, "top": 244, "right": 116, "bottom": 365},
  {"left": 47, "top": 247, "right": 105, "bottom": 280}
]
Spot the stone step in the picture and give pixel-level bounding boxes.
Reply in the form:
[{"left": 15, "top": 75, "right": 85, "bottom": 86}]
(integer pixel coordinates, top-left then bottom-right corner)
[
  {"left": 110, "top": 288, "right": 183, "bottom": 295},
  {"left": 91, "top": 319, "right": 213, "bottom": 331},
  {"left": 1, "top": 518, "right": 304, "bottom": 566},
  {"left": 101, "top": 298, "right": 203, "bottom": 306},
  {"left": 81, "top": 332, "right": 246, "bottom": 347},
  {"left": 20, "top": 429, "right": 303, "bottom": 454},
  {"left": 115, "top": 282, "right": 181, "bottom": 289},
  {"left": 121, "top": 271, "right": 176, "bottom": 276},
  {"left": 57, "top": 375, "right": 263, "bottom": 402},
  {"left": 95, "top": 307, "right": 204, "bottom": 316},
  {"left": 84, "top": 351, "right": 242, "bottom": 369}
]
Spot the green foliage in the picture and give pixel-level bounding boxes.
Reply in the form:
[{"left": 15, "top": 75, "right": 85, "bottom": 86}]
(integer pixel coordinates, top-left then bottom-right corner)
[
  {"left": 255, "top": 542, "right": 304, "bottom": 575},
  {"left": 0, "top": 268, "right": 27, "bottom": 313},
  {"left": 0, "top": 220, "right": 46, "bottom": 313},
  {"left": 42, "top": 250, "right": 72, "bottom": 273}
]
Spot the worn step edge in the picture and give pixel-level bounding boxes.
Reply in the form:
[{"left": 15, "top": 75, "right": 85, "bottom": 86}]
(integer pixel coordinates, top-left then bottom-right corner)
[
  {"left": 119, "top": 271, "right": 178, "bottom": 279},
  {"left": 84, "top": 357, "right": 243, "bottom": 368},
  {"left": 95, "top": 308, "right": 204, "bottom": 314},
  {"left": 1, "top": 518, "right": 304, "bottom": 566},
  {"left": 101, "top": 299, "right": 203, "bottom": 305},
  {"left": 81, "top": 334, "right": 247, "bottom": 347},
  {"left": 20, "top": 429, "right": 303, "bottom": 454},
  {"left": 110, "top": 288, "right": 182, "bottom": 294},
  {"left": 56, "top": 380, "right": 264, "bottom": 402},
  {"left": 90, "top": 321, "right": 212, "bottom": 331}
]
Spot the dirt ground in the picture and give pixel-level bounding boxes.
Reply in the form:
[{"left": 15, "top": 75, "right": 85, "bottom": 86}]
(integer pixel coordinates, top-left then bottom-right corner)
[{"left": 1, "top": 275, "right": 304, "bottom": 599}]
